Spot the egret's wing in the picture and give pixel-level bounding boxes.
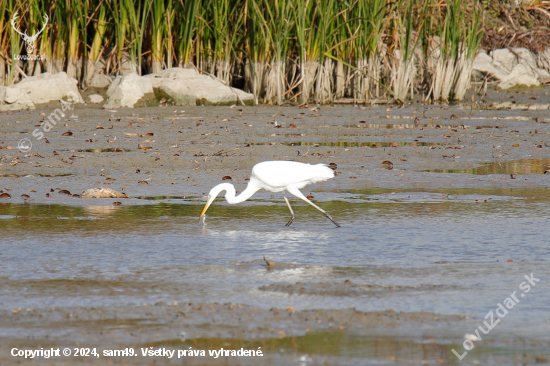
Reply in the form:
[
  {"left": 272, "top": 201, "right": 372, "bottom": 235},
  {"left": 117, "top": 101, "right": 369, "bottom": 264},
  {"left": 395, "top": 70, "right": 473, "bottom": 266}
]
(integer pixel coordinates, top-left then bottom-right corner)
[{"left": 251, "top": 161, "right": 334, "bottom": 189}]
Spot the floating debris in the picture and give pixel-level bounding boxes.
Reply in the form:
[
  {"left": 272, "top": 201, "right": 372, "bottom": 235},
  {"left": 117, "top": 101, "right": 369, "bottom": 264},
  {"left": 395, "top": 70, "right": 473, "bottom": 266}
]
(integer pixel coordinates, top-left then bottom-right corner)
[{"left": 81, "top": 187, "right": 128, "bottom": 198}]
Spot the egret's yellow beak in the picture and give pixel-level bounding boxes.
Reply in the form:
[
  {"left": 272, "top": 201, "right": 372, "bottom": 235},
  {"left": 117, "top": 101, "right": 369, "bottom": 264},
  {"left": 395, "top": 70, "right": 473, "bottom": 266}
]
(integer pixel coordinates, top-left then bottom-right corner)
[{"left": 199, "top": 197, "right": 212, "bottom": 221}]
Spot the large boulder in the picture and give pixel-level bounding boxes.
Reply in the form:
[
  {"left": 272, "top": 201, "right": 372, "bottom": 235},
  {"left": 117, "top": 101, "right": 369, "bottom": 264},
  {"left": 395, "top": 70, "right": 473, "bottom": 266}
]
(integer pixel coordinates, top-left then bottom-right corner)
[
  {"left": 90, "top": 73, "right": 113, "bottom": 88},
  {"left": 144, "top": 68, "right": 254, "bottom": 106},
  {"left": 0, "top": 86, "right": 35, "bottom": 111},
  {"left": 11, "top": 72, "right": 84, "bottom": 104},
  {"left": 103, "top": 73, "right": 154, "bottom": 108},
  {"left": 473, "top": 48, "right": 550, "bottom": 89}
]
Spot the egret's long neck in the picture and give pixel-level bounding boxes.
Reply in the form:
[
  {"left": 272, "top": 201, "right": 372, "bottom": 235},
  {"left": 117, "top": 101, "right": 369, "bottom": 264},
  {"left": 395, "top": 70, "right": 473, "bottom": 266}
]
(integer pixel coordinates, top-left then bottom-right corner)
[{"left": 215, "top": 181, "right": 260, "bottom": 204}]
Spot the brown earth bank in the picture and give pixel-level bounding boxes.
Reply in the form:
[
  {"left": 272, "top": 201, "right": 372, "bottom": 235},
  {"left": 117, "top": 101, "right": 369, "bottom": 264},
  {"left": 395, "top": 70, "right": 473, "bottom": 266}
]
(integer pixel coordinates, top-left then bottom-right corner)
[{"left": 1, "top": 87, "right": 550, "bottom": 207}]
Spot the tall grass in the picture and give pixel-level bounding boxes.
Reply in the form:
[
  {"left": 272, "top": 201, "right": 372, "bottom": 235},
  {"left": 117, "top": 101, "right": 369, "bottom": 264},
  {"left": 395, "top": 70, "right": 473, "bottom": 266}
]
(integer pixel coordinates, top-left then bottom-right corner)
[
  {"left": 430, "top": 0, "right": 484, "bottom": 101},
  {"left": 0, "top": 0, "right": 485, "bottom": 104}
]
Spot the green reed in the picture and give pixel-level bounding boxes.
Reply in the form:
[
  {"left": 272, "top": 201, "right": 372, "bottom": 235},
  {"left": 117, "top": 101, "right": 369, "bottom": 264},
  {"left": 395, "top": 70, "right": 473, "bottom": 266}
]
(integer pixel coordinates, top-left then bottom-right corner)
[{"left": 0, "top": 0, "right": 488, "bottom": 104}]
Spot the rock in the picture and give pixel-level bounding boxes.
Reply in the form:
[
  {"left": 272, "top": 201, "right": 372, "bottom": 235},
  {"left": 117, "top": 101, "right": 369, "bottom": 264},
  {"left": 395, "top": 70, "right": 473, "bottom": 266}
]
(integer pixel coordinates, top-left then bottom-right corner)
[
  {"left": 473, "top": 48, "right": 550, "bottom": 89},
  {"left": 90, "top": 73, "right": 113, "bottom": 88},
  {"left": 10, "top": 72, "right": 84, "bottom": 104},
  {"left": 81, "top": 187, "right": 128, "bottom": 198},
  {"left": 103, "top": 73, "right": 155, "bottom": 108},
  {"left": 498, "top": 64, "right": 541, "bottom": 89},
  {"left": 491, "top": 101, "right": 550, "bottom": 110},
  {"left": 87, "top": 94, "right": 104, "bottom": 104},
  {"left": 0, "top": 86, "right": 35, "bottom": 111},
  {"left": 144, "top": 68, "right": 254, "bottom": 106},
  {"left": 537, "top": 47, "right": 550, "bottom": 77}
]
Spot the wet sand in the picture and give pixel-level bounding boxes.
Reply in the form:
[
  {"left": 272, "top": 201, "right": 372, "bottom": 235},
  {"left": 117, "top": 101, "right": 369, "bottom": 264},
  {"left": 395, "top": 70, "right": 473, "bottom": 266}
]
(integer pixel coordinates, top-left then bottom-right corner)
[
  {"left": 1, "top": 301, "right": 470, "bottom": 365},
  {"left": 1, "top": 87, "right": 550, "bottom": 364}
]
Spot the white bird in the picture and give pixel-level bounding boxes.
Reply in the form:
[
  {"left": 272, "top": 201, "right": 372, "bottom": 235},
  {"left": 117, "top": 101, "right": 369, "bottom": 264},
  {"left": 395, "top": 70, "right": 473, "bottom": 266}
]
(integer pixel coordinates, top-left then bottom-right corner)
[{"left": 200, "top": 161, "right": 340, "bottom": 227}]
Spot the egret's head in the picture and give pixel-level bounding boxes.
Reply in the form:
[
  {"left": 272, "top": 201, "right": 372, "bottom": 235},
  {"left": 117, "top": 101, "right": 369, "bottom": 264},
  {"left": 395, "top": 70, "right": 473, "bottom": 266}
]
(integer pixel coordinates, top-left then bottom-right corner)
[{"left": 199, "top": 183, "right": 232, "bottom": 220}]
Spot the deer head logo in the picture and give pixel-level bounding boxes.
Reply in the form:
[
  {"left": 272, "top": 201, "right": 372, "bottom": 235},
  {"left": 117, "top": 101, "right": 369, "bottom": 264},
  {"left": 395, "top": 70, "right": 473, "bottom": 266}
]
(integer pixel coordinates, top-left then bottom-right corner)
[{"left": 11, "top": 11, "right": 48, "bottom": 54}]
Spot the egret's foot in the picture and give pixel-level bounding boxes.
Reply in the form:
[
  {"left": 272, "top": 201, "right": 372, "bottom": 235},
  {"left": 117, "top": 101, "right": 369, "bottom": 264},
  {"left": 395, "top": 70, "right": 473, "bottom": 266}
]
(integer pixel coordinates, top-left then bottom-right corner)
[
  {"left": 325, "top": 213, "right": 341, "bottom": 228},
  {"left": 285, "top": 216, "right": 295, "bottom": 226}
]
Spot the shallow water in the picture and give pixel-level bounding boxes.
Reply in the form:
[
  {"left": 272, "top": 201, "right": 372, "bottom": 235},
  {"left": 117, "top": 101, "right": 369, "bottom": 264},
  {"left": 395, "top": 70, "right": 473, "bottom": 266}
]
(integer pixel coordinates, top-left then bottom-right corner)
[{"left": 1, "top": 188, "right": 548, "bottom": 344}]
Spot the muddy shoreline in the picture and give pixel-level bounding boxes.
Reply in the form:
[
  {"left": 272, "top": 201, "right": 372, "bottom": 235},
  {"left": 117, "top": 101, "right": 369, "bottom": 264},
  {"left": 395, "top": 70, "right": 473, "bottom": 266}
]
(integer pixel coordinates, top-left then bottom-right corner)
[{"left": 1, "top": 88, "right": 550, "bottom": 206}]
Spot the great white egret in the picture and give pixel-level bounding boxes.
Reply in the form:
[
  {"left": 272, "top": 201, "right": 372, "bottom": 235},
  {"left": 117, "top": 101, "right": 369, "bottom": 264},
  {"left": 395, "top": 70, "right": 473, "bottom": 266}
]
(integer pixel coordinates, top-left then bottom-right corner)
[{"left": 199, "top": 161, "right": 340, "bottom": 227}]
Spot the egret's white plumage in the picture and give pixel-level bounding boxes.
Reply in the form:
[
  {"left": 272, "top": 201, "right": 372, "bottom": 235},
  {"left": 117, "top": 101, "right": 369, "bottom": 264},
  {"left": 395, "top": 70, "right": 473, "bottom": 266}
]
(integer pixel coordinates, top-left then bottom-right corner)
[{"left": 200, "top": 161, "right": 340, "bottom": 227}]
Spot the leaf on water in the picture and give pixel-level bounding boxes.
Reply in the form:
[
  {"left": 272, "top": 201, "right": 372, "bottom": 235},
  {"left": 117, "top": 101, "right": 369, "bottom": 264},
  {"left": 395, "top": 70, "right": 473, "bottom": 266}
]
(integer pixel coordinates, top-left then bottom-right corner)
[
  {"left": 45, "top": 193, "right": 51, "bottom": 197},
  {"left": 58, "top": 189, "right": 72, "bottom": 195},
  {"left": 53, "top": 151, "right": 59, "bottom": 155},
  {"left": 0, "top": 193, "right": 11, "bottom": 198},
  {"left": 359, "top": 120, "right": 366, "bottom": 123},
  {"left": 21, "top": 194, "right": 30, "bottom": 198},
  {"left": 289, "top": 124, "right": 297, "bottom": 128},
  {"left": 138, "top": 180, "right": 149, "bottom": 184},
  {"left": 381, "top": 160, "right": 393, "bottom": 170},
  {"left": 62, "top": 131, "right": 73, "bottom": 136},
  {"left": 328, "top": 162, "right": 337, "bottom": 170},
  {"left": 140, "top": 132, "right": 154, "bottom": 137},
  {"left": 512, "top": 143, "right": 519, "bottom": 147},
  {"left": 96, "top": 126, "right": 104, "bottom": 129},
  {"left": 44, "top": 138, "right": 50, "bottom": 143},
  {"left": 222, "top": 176, "right": 232, "bottom": 180},
  {"left": 113, "top": 201, "right": 122, "bottom": 206}
]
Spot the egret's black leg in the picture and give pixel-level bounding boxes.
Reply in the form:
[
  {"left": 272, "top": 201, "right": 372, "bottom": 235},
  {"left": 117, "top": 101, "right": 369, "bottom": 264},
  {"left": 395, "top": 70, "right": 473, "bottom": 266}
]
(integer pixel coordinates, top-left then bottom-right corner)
[
  {"left": 283, "top": 194, "right": 295, "bottom": 226},
  {"left": 286, "top": 186, "right": 341, "bottom": 228}
]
